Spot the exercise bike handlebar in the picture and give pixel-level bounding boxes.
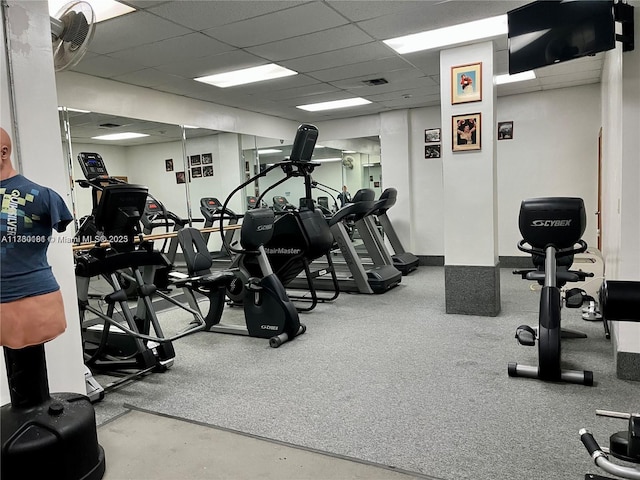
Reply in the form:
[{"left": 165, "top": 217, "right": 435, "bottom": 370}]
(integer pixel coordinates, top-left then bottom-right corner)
[
  {"left": 517, "top": 239, "right": 588, "bottom": 257},
  {"left": 579, "top": 429, "right": 640, "bottom": 480}
]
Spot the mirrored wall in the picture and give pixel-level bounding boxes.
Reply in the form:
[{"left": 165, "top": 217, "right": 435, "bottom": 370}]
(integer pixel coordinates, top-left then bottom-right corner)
[
  {"left": 241, "top": 135, "right": 382, "bottom": 213},
  {"left": 59, "top": 108, "right": 383, "bottom": 229}
]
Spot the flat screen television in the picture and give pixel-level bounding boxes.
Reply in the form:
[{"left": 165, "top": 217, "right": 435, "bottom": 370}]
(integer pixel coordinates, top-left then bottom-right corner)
[{"left": 508, "top": 0, "right": 615, "bottom": 75}]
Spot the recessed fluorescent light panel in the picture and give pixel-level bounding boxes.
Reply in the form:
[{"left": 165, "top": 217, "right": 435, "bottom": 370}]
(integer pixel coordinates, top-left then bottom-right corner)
[
  {"left": 48, "top": 0, "right": 135, "bottom": 22},
  {"left": 257, "top": 149, "right": 282, "bottom": 154},
  {"left": 496, "top": 71, "right": 536, "bottom": 85},
  {"left": 194, "top": 64, "right": 298, "bottom": 88},
  {"left": 297, "top": 98, "right": 372, "bottom": 112},
  {"left": 384, "top": 15, "right": 508, "bottom": 54},
  {"left": 92, "top": 132, "right": 149, "bottom": 141}
]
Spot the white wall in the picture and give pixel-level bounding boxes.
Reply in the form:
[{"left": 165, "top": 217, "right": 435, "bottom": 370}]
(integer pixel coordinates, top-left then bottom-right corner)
[
  {"left": 496, "top": 85, "right": 600, "bottom": 256},
  {"left": 402, "top": 83, "right": 600, "bottom": 258}
]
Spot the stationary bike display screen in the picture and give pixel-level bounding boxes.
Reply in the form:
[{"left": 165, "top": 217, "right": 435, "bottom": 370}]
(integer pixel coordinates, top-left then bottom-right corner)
[{"left": 78, "top": 152, "right": 109, "bottom": 181}]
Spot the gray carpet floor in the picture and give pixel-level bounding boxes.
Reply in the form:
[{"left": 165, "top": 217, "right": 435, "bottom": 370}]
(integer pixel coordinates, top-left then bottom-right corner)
[{"left": 92, "top": 267, "right": 639, "bottom": 480}]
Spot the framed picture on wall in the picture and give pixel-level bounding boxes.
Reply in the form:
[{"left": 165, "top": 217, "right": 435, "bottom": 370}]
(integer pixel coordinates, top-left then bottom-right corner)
[
  {"left": 425, "top": 145, "right": 441, "bottom": 158},
  {"left": 191, "top": 166, "right": 202, "bottom": 178},
  {"left": 452, "top": 113, "right": 481, "bottom": 151},
  {"left": 498, "top": 121, "right": 514, "bottom": 140},
  {"left": 425, "top": 128, "right": 441, "bottom": 143},
  {"left": 165, "top": 158, "right": 174, "bottom": 172},
  {"left": 175, "top": 171, "right": 186, "bottom": 184},
  {"left": 189, "top": 154, "right": 201, "bottom": 166},
  {"left": 451, "top": 63, "right": 482, "bottom": 104},
  {"left": 201, "top": 153, "right": 213, "bottom": 164},
  {"left": 203, "top": 166, "right": 214, "bottom": 177}
]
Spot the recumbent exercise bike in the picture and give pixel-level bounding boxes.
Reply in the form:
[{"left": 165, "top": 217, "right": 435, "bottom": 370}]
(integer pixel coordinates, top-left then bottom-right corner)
[{"left": 509, "top": 197, "right": 595, "bottom": 386}]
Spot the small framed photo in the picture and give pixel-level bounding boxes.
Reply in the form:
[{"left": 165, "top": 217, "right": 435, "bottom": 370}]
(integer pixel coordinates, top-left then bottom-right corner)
[
  {"left": 374, "top": 181, "right": 380, "bottom": 188},
  {"left": 453, "top": 113, "right": 481, "bottom": 152},
  {"left": 175, "top": 171, "right": 186, "bottom": 184},
  {"left": 201, "top": 153, "right": 213, "bottom": 164},
  {"left": 165, "top": 159, "right": 174, "bottom": 172},
  {"left": 498, "top": 121, "right": 514, "bottom": 140},
  {"left": 451, "top": 63, "right": 482, "bottom": 104},
  {"left": 425, "top": 145, "right": 441, "bottom": 158},
  {"left": 191, "top": 166, "right": 202, "bottom": 178},
  {"left": 203, "top": 165, "right": 214, "bottom": 177},
  {"left": 189, "top": 154, "right": 201, "bottom": 166},
  {"left": 425, "top": 128, "right": 441, "bottom": 143}
]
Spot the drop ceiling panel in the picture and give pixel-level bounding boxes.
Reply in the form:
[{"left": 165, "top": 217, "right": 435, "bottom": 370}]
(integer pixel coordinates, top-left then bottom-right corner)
[
  {"left": 252, "top": 83, "right": 341, "bottom": 102},
  {"left": 281, "top": 42, "right": 395, "bottom": 74},
  {"left": 71, "top": 55, "right": 144, "bottom": 78},
  {"left": 146, "top": 1, "right": 303, "bottom": 31},
  {"left": 363, "top": 81, "right": 440, "bottom": 101},
  {"left": 330, "top": 70, "right": 434, "bottom": 92},
  {"left": 326, "top": 1, "right": 430, "bottom": 22},
  {"left": 535, "top": 56, "right": 604, "bottom": 77},
  {"left": 356, "top": 1, "right": 528, "bottom": 40},
  {"left": 120, "top": 1, "right": 169, "bottom": 10},
  {"left": 154, "top": 50, "right": 266, "bottom": 78},
  {"left": 307, "top": 57, "right": 414, "bottom": 83},
  {"left": 541, "top": 78, "right": 600, "bottom": 91},
  {"left": 233, "top": 74, "right": 325, "bottom": 95},
  {"left": 89, "top": 11, "right": 192, "bottom": 55},
  {"left": 111, "top": 68, "right": 183, "bottom": 88},
  {"left": 203, "top": 2, "right": 350, "bottom": 48},
  {"left": 245, "top": 25, "right": 375, "bottom": 62},
  {"left": 377, "top": 94, "right": 441, "bottom": 109},
  {"left": 539, "top": 70, "right": 602, "bottom": 86},
  {"left": 107, "top": 33, "right": 235, "bottom": 67}
]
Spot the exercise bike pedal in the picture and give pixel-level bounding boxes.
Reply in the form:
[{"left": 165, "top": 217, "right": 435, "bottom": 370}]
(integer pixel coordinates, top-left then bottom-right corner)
[{"left": 515, "top": 325, "right": 536, "bottom": 346}]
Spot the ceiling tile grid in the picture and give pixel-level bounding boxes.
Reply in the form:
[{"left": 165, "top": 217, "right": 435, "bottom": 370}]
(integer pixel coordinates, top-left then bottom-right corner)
[{"left": 64, "top": 0, "right": 611, "bottom": 123}]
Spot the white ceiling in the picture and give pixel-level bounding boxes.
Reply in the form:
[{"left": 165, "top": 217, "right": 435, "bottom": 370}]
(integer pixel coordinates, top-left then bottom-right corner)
[{"left": 63, "top": 0, "right": 607, "bottom": 124}]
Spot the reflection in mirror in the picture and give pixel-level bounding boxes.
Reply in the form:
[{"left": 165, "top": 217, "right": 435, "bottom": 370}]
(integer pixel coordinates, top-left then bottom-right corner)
[
  {"left": 184, "top": 127, "right": 244, "bottom": 253},
  {"left": 59, "top": 109, "right": 187, "bottom": 227},
  {"left": 241, "top": 136, "right": 381, "bottom": 213}
]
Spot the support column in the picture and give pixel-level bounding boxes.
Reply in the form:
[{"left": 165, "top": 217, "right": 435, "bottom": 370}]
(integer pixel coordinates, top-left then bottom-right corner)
[
  {"left": 379, "top": 110, "right": 414, "bottom": 254},
  {"left": 440, "top": 42, "right": 500, "bottom": 316},
  {"left": 1, "top": 0, "right": 86, "bottom": 400}
]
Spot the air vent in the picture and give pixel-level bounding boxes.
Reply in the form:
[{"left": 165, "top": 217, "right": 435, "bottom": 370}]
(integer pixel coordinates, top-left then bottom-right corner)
[
  {"left": 362, "top": 78, "right": 388, "bottom": 86},
  {"left": 99, "top": 123, "right": 121, "bottom": 128}
]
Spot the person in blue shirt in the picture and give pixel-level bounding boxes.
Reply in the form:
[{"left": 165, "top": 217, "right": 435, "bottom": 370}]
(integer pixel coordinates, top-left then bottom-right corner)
[{"left": 0, "top": 126, "right": 73, "bottom": 349}]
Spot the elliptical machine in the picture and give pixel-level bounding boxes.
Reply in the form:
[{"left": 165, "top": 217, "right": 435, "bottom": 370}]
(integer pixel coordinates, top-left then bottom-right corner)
[
  {"left": 224, "top": 123, "right": 339, "bottom": 311},
  {"left": 508, "top": 197, "right": 595, "bottom": 385}
]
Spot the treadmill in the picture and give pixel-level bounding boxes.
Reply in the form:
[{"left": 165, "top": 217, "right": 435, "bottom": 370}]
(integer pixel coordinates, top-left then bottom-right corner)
[
  {"left": 293, "top": 188, "right": 402, "bottom": 294},
  {"left": 358, "top": 188, "right": 419, "bottom": 275},
  {"left": 199, "top": 196, "right": 240, "bottom": 258}
]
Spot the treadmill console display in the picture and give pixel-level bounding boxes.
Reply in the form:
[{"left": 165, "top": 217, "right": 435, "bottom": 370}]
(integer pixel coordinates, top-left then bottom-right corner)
[{"left": 78, "top": 152, "right": 109, "bottom": 180}]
